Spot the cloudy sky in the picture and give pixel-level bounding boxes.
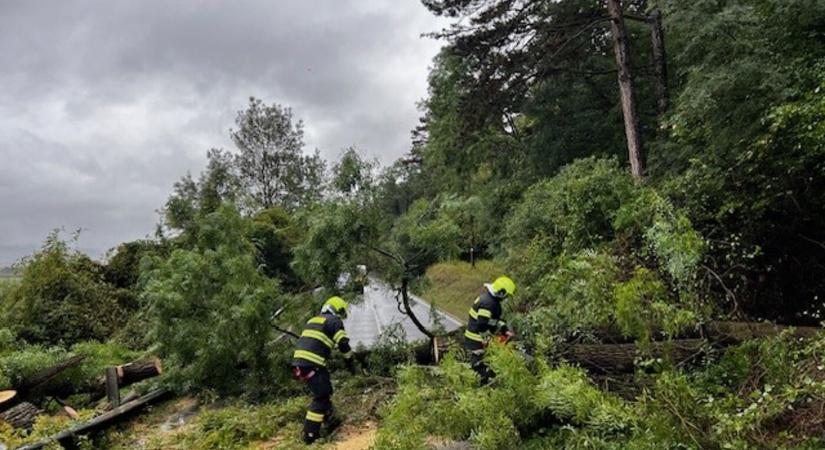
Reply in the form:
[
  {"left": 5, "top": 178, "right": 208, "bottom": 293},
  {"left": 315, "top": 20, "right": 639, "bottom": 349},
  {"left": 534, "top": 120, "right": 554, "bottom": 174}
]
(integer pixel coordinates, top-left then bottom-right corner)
[{"left": 0, "top": 1, "right": 447, "bottom": 266}]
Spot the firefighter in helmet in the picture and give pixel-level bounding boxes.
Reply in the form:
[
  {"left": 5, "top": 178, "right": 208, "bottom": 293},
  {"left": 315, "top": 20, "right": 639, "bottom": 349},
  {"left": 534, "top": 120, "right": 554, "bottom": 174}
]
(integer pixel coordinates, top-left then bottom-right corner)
[
  {"left": 463, "top": 276, "right": 516, "bottom": 384},
  {"left": 291, "top": 296, "right": 355, "bottom": 444}
]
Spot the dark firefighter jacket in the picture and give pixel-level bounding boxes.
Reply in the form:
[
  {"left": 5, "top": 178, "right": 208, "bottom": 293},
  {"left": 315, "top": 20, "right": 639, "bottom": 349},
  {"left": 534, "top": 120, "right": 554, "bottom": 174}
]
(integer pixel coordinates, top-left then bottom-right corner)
[
  {"left": 464, "top": 288, "right": 509, "bottom": 351},
  {"left": 292, "top": 313, "right": 353, "bottom": 368}
]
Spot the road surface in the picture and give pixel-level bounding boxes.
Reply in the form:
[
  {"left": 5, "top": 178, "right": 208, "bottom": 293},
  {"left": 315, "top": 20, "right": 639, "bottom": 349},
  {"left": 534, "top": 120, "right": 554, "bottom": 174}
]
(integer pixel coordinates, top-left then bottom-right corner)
[{"left": 343, "top": 278, "right": 463, "bottom": 349}]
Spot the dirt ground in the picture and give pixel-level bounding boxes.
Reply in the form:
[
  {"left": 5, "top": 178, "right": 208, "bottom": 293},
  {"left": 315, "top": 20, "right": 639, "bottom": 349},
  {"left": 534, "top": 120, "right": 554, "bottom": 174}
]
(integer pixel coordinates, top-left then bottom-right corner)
[{"left": 328, "top": 421, "right": 377, "bottom": 450}]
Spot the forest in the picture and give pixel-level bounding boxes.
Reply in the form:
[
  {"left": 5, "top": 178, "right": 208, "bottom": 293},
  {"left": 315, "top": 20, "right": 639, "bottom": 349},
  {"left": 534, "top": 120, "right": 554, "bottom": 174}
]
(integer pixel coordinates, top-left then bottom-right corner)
[{"left": 1, "top": 0, "right": 824, "bottom": 448}]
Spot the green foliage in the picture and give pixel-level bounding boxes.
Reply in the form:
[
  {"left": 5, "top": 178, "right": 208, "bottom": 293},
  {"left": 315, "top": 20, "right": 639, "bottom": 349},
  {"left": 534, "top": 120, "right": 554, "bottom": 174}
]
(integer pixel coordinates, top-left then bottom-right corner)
[
  {"left": 614, "top": 268, "right": 697, "bottom": 342},
  {"left": 103, "top": 240, "right": 168, "bottom": 290},
  {"left": 505, "top": 157, "right": 634, "bottom": 255},
  {"left": 0, "top": 329, "right": 137, "bottom": 404},
  {"left": 1, "top": 231, "right": 131, "bottom": 346},
  {"left": 376, "top": 345, "right": 635, "bottom": 450},
  {"left": 384, "top": 198, "right": 461, "bottom": 279},
  {"left": 363, "top": 323, "right": 417, "bottom": 377},
  {"left": 331, "top": 146, "right": 376, "bottom": 197},
  {"left": 159, "top": 399, "right": 305, "bottom": 450},
  {"left": 249, "top": 206, "right": 301, "bottom": 288},
  {"left": 292, "top": 200, "right": 369, "bottom": 289},
  {"left": 614, "top": 188, "right": 707, "bottom": 291},
  {"left": 511, "top": 250, "right": 619, "bottom": 344},
  {"left": 652, "top": 0, "right": 825, "bottom": 321},
  {"left": 142, "top": 205, "right": 283, "bottom": 395}
]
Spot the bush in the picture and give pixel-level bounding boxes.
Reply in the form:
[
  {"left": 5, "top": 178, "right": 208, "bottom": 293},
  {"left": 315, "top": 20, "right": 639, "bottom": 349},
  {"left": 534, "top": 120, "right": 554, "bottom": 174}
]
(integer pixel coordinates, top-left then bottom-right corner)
[
  {"left": 142, "top": 205, "right": 283, "bottom": 396},
  {"left": 504, "top": 157, "right": 634, "bottom": 255},
  {"left": 1, "top": 232, "right": 130, "bottom": 346}
]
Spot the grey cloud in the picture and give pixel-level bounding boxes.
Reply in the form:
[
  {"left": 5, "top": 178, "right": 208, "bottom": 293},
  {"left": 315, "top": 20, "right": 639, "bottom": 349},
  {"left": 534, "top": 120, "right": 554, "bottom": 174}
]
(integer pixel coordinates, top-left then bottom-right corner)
[{"left": 2, "top": 0, "right": 446, "bottom": 264}]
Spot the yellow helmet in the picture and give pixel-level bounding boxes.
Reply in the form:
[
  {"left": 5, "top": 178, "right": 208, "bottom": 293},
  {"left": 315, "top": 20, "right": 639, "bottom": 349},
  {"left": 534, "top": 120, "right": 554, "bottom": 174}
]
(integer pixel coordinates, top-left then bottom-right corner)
[
  {"left": 491, "top": 276, "right": 516, "bottom": 298},
  {"left": 322, "top": 296, "right": 349, "bottom": 318}
]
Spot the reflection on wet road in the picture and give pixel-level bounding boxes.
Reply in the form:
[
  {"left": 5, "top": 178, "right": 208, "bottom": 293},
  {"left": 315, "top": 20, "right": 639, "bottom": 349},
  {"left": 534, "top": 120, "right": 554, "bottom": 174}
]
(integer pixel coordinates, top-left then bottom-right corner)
[{"left": 343, "top": 278, "right": 462, "bottom": 349}]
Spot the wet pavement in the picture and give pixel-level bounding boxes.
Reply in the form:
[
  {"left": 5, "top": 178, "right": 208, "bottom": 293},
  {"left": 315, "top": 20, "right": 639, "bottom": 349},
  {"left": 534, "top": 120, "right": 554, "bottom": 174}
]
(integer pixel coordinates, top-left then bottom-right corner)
[{"left": 343, "top": 278, "right": 462, "bottom": 349}]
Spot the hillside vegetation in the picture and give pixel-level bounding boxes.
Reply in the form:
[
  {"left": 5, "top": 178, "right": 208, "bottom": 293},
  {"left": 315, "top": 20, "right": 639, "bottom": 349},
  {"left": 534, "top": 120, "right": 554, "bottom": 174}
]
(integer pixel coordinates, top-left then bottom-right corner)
[
  {"left": 419, "top": 260, "right": 503, "bottom": 321},
  {"left": 1, "top": 0, "right": 824, "bottom": 448}
]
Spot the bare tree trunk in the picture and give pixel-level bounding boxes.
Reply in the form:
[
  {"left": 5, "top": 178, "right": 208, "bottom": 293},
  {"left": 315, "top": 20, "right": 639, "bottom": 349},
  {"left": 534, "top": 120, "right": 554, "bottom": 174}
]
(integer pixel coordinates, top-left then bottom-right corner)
[
  {"left": 650, "top": 9, "right": 669, "bottom": 119},
  {"left": 607, "top": 0, "right": 645, "bottom": 181}
]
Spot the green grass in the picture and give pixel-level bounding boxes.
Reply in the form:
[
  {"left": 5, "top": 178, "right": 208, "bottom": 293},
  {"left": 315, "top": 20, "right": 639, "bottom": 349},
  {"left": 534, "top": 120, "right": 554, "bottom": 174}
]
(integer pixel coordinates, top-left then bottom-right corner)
[{"left": 419, "top": 260, "right": 504, "bottom": 323}]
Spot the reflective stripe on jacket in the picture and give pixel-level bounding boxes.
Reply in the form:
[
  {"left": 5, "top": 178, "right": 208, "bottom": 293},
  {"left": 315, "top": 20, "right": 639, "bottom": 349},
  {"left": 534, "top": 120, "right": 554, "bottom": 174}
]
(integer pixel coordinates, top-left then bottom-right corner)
[
  {"left": 464, "top": 289, "right": 507, "bottom": 350},
  {"left": 292, "top": 313, "right": 352, "bottom": 367}
]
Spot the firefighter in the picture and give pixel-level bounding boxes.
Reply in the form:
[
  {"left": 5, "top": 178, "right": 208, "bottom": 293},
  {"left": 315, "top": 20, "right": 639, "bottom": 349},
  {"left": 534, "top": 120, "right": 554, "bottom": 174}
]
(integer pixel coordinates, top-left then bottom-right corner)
[
  {"left": 464, "top": 276, "right": 516, "bottom": 384},
  {"left": 291, "top": 296, "right": 356, "bottom": 444}
]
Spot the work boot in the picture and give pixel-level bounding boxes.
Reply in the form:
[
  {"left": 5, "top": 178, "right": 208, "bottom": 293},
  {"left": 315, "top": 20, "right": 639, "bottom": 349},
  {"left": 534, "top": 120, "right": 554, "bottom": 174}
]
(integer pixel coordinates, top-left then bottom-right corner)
[{"left": 303, "top": 419, "right": 322, "bottom": 444}]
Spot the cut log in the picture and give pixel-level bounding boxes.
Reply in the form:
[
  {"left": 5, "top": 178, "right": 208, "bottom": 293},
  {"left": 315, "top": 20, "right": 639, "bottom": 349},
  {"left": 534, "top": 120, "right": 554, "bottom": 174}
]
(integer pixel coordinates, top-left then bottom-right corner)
[
  {"left": 88, "top": 357, "right": 163, "bottom": 402},
  {"left": 116, "top": 357, "right": 163, "bottom": 386},
  {"left": 563, "top": 339, "right": 707, "bottom": 374},
  {"left": 0, "top": 390, "right": 16, "bottom": 412},
  {"left": 0, "top": 401, "right": 42, "bottom": 430},
  {"left": 16, "top": 389, "right": 169, "bottom": 450}
]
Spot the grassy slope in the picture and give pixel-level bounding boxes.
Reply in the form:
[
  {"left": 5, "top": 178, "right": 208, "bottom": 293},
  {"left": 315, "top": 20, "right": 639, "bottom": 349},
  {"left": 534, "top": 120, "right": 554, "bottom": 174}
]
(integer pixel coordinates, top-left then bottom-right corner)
[{"left": 419, "top": 260, "right": 504, "bottom": 323}]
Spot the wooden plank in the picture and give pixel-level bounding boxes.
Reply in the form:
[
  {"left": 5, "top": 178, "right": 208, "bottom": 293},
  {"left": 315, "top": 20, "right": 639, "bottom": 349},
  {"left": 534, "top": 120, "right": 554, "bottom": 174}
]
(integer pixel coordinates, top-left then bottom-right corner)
[{"left": 16, "top": 389, "right": 169, "bottom": 450}]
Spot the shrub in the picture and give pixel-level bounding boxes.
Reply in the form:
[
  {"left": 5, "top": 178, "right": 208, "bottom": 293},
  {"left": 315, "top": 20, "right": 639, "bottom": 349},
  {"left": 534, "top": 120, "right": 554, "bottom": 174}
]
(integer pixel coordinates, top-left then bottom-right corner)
[
  {"left": 1, "top": 232, "right": 128, "bottom": 346},
  {"left": 504, "top": 157, "right": 634, "bottom": 255}
]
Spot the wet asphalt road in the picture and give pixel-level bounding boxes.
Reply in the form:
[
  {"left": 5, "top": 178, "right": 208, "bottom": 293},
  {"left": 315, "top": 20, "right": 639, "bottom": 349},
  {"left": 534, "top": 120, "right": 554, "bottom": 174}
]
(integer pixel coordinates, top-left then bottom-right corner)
[{"left": 343, "top": 278, "right": 462, "bottom": 349}]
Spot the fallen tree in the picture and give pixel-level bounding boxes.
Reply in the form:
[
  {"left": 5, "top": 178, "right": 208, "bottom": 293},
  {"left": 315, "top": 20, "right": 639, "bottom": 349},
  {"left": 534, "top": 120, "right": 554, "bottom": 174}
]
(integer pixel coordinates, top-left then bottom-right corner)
[
  {"left": 16, "top": 357, "right": 163, "bottom": 402},
  {"left": 562, "top": 339, "right": 707, "bottom": 374},
  {"left": 12, "top": 355, "right": 86, "bottom": 398}
]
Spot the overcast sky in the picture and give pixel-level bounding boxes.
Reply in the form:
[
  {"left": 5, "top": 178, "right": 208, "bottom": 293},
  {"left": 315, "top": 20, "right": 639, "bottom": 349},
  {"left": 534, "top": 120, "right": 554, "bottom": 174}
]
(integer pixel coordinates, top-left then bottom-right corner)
[{"left": 0, "top": 1, "right": 447, "bottom": 266}]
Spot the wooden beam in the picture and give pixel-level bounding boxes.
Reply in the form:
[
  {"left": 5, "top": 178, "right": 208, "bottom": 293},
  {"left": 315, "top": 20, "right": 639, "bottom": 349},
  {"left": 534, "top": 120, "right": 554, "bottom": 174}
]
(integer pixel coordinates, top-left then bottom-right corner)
[{"left": 16, "top": 389, "right": 169, "bottom": 450}]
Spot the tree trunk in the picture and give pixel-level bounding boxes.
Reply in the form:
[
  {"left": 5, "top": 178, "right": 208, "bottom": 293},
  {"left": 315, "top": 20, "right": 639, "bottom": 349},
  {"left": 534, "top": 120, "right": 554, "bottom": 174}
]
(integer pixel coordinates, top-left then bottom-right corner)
[
  {"left": 0, "top": 390, "right": 17, "bottom": 413},
  {"left": 650, "top": 9, "right": 669, "bottom": 119},
  {"left": 606, "top": 0, "right": 645, "bottom": 181},
  {"left": 401, "top": 277, "right": 435, "bottom": 339},
  {"left": 0, "top": 401, "right": 42, "bottom": 430},
  {"left": 117, "top": 358, "right": 163, "bottom": 386},
  {"left": 88, "top": 357, "right": 164, "bottom": 401},
  {"left": 15, "top": 355, "right": 86, "bottom": 395},
  {"left": 563, "top": 339, "right": 706, "bottom": 373}
]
